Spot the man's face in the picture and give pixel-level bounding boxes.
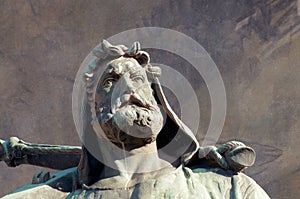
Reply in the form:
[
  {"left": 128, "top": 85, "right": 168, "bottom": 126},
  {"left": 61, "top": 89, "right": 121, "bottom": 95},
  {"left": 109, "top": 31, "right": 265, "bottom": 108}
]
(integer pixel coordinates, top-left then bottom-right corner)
[{"left": 96, "top": 57, "right": 163, "bottom": 147}]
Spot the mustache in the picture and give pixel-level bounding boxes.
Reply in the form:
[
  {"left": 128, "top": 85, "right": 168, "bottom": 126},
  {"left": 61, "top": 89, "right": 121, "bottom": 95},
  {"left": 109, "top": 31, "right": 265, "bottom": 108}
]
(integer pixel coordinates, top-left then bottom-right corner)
[{"left": 111, "top": 93, "right": 157, "bottom": 114}]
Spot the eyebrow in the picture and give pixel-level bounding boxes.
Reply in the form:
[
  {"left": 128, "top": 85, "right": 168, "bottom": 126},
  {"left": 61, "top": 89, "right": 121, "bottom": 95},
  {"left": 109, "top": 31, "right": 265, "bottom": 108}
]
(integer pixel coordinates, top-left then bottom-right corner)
[
  {"left": 100, "top": 69, "right": 121, "bottom": 84},
  {"left": 129, "top": 69, "right": 144, "bottom": 77}
]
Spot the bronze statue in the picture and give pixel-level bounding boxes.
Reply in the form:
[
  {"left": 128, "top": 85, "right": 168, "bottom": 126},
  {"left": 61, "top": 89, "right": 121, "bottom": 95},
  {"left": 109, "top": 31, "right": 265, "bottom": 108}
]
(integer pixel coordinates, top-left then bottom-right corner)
[{"left": 0, "top": 40, "right": 270, "bottom": 198}]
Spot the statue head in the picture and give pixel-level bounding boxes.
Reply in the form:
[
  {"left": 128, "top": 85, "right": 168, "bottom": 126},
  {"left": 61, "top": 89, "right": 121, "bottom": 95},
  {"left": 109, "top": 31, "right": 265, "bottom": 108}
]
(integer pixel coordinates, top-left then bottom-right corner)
[{"left": 95, "top": 56, "right": 164, "bottom": 149}]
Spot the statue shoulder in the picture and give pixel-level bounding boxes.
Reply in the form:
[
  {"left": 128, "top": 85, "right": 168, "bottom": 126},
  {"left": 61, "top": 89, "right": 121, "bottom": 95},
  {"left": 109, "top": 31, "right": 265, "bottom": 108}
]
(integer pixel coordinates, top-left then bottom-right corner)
[
  {"left": 190, "top": 167, "right": 270, "bottom": 199},
  {"left": 2, "top": 185, "right": 69, "bottom": 199},
  {"left": 3, "top": 167, "right": 77, "bottom": 199},
  {"left": 232, "top": 172, "right": 271, "bottom": 199}
]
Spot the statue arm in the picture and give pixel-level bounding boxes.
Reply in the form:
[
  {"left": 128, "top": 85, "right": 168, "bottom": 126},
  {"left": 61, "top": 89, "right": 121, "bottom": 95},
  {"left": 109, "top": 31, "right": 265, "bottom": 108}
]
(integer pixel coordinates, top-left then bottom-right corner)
[{"left": 0, "top": 137, "right": 81, "bottom": 170}]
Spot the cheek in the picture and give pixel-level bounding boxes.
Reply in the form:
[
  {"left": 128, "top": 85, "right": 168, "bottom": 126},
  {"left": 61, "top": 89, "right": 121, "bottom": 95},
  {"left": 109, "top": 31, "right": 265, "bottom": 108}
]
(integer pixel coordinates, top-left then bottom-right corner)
[
  {"left": 95, "top": 95, "right": 112, "bottom": 119},
  {"left": 139, "top": 84, "right": 152, "bottom": 95},
  {"left": 97, "top": 88, "right": 113, "bottom": 103},
  {"left": 141, "top": 87, "right": 157, "bottom": 104}
]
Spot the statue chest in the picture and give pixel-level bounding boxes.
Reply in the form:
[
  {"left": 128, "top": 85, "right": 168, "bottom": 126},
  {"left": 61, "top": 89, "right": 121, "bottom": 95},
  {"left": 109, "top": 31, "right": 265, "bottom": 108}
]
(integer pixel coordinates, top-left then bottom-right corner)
[{"left": 68, "top": 167, "right": 236, "bottom": 199}]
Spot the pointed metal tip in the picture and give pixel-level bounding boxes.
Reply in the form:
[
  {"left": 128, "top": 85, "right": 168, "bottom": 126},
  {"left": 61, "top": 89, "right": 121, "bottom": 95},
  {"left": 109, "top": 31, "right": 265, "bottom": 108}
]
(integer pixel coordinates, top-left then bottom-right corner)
[
  {"left": 0, "top": 139, "right": 6, "bottom": 161},
  {"left": 0, "top": 139, "right": 4, "bottom": 145}
]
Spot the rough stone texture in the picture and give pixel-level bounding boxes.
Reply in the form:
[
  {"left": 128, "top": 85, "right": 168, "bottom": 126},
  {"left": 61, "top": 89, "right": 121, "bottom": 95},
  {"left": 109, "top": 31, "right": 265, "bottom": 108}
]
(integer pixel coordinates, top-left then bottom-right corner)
[{"left": 0, "top": 0, "right": 299, "bottom": 198}]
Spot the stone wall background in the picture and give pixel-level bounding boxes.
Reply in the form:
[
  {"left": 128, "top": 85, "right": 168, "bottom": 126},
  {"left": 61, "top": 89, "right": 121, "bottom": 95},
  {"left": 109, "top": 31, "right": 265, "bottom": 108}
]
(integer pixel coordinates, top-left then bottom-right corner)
[{"left": 0, "top": 0, "right": 299, "bottom": 198}]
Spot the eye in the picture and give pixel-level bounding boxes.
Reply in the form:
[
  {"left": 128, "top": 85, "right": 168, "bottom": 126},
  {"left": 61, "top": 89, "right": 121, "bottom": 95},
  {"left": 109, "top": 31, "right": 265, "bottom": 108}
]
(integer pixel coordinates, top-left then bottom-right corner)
[
  {"left": 103, "top": 77, "right": 117, "bottom": 86},
  {"left": 133, "top": 76, "right": 144, "bottom": 83},
  {"left": 130, "top": 73, "right": 145, "bottom": 84}
]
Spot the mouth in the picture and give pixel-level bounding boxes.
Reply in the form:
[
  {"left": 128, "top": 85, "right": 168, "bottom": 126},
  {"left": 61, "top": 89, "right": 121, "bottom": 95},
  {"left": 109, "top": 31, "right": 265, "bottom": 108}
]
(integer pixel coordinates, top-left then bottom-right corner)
[{"left": 129, "top": 94, "right": 148, "bottom": 108}]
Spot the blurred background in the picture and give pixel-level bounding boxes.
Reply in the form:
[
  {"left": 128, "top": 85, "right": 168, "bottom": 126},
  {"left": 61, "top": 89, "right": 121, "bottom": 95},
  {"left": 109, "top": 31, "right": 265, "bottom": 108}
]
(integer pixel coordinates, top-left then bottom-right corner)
[{"left": 0, "top": 0, "right": 299, "bottom": 198}]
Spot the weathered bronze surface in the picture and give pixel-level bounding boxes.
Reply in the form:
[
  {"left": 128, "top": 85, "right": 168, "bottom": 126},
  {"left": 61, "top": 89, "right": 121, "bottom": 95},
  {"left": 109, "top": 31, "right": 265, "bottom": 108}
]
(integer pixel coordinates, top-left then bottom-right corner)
[
  {"left": 0, "top": 41, "right": 269, "bottom": 198},
  {"left": 1, "top": 1, "right": 299, "bottom": 198}
]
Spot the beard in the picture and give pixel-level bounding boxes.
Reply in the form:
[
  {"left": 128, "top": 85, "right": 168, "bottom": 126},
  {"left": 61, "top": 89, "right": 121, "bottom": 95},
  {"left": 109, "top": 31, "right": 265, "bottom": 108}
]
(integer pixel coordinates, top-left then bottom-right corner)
[{"left": 97, "top": 95, "right": 164, "bottom": 148}]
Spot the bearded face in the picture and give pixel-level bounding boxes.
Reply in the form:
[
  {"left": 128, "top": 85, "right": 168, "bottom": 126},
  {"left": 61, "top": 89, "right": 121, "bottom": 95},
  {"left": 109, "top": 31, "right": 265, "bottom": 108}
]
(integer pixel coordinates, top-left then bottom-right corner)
[{"left": 95, "top": 57, "right": 164, "bottom": 148}]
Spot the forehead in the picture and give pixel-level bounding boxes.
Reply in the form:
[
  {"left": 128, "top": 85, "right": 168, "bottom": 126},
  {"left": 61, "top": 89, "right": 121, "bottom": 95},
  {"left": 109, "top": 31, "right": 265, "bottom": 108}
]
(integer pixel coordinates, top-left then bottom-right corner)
[{"left": 104, "top": 57, "right": 143, "bottom": 76}]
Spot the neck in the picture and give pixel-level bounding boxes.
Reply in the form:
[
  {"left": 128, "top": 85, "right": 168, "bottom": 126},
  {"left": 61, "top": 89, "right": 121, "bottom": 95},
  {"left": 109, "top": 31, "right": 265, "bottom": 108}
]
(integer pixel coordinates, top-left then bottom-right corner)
[
  {"left": 127, "top": 139, "right": 157, "bottom": 154},
  {"left": 93, "top": 140, "right": 175, "bottom": 188}
]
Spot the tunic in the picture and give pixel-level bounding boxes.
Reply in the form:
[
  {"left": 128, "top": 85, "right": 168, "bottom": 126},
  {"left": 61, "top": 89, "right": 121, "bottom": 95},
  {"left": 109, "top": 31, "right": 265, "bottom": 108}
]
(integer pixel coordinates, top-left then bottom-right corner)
[{"left": 3, "top": 166, "right": 270, "bottom": 199}]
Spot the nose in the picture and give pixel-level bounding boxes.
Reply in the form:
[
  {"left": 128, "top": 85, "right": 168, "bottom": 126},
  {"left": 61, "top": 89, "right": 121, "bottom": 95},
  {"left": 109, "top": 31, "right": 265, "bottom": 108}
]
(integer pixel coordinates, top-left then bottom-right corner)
[
  {"left": 120, "top": 74, "right": 137, "bottom": 94},
  {"left": 112, "top": 74, "right": 137, "bottom": 99}
]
